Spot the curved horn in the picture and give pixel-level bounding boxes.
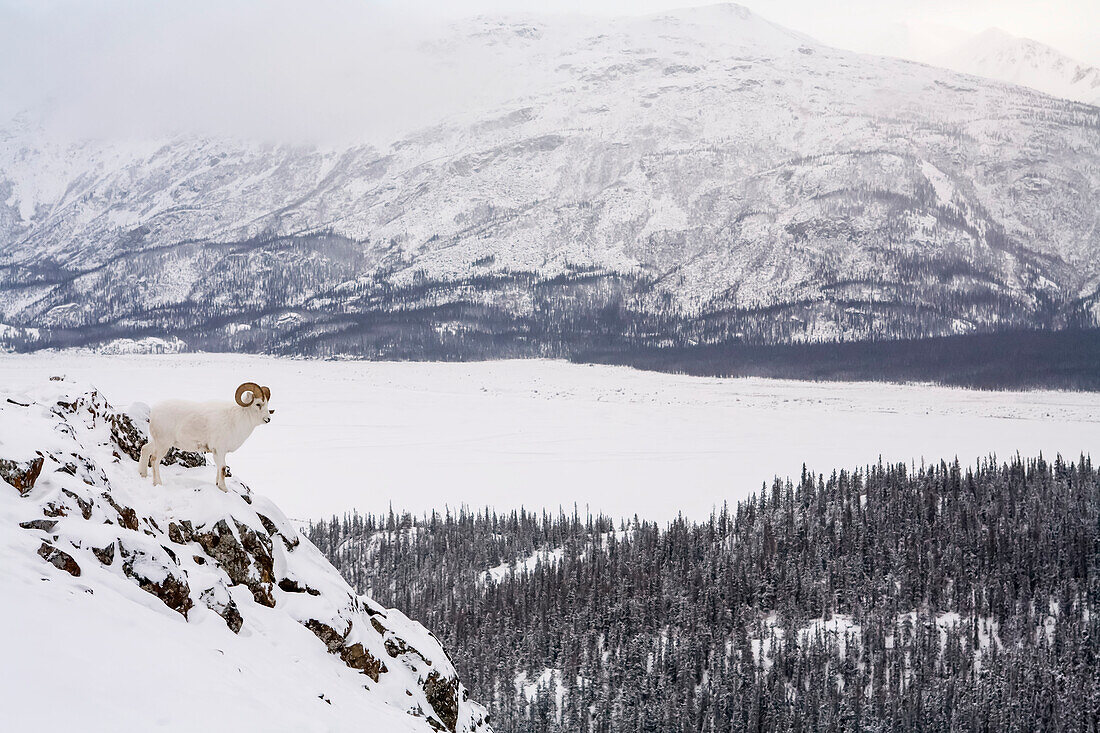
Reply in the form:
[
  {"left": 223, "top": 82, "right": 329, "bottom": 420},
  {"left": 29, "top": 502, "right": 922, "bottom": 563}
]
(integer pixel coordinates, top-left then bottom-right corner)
[
  {"left": 261, "top": 385, "right": 271, "bottom": 402},
  {"left": 235, "top": 382, "right": 263, "bottom": 407}
]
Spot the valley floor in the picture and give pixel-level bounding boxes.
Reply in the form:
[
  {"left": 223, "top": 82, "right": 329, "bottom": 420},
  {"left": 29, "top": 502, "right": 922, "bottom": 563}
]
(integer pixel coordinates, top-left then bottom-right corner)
[{"left": 0, "top": 353, "right": 1096, "bottom": 520}]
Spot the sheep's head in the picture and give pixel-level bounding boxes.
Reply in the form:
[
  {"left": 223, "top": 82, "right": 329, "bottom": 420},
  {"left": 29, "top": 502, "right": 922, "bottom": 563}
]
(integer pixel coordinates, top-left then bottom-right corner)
[{"left": 235, "top": 382, "right": 274, "bottom": 424}]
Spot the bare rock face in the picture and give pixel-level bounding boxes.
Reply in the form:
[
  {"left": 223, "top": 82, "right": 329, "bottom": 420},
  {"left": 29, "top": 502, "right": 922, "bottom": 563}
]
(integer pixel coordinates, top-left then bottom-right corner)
[
  {"left": 92, "top": 542, "right": 116, "bottom": 565},
  {"left": 119, "top": 544, "right": 194, "bottom": 617},
  {"left": 0, "top": 456, "right": 44, "bottom": 495},
  {"left": 200, "top": 586, "right": 244, "bottom": 633},
  {"left": 3, "top": 381, "right": 493, "bottom": 733},
  {"left": 341, "top": 642, "right": 388, "bottom": 682},
  {"left": 424, "top": 671, "right": 461, "bottom": 732},
  {"left": 19, "top": 519, "right": 57, "bottom": 532},
  {"left": 305, "top": 619, "right": 348, "bottom": 653},
  {"left": 37, "top": 542, "right": 81, "bottom": 576},
  {"left": 195, "top": 519, "right": 275, "bottom": 608},
  {"left": 304, "top": 619, "right": 391, "bottom": 682}
]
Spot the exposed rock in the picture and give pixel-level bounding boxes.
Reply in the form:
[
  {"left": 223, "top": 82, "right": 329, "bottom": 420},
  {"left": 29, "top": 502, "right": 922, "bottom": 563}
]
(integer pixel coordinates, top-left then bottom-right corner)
[
  {"left": 220, "top": 601, "right": 244, "bottom": 633},
  {"left": 340, "top": 643, "right": 388, "bottom": 682},
  {"left": 120, "top": 544, "right": 193, "bottom": 617},
  {"left": 195, "top": 519, "right": 274, "bottom": 607},
  {"left": 233, "top": 519, "right": 274, "bottom": 584},
  {"left": 257, "top": 512, "right": 297, "bottom": 549},
  {"left": 0, "top": 455, "right": 44, "bottom": 495},
  {"left": 108, "top": 410, "right": 205, "bottom": 467},
  {"left": 52, "top": 453, "right": 108, "bottom": 487},
  {"left": 168, "top": 520, "right": 195, "bottom": 544},
  {"left": 103, "top": 494, "right": 139, "bottom": 531},
  {"left": 424, "top": 671, "right": 461, "bottom": 733},
  {"left": 200, "top": 586, "right": 244, "bottom": 633},
  {"left": 303, "top": 618, "right": 388, "bottom": 680},
  {"left": 37, "top": 542, "right": 81, "bottom": 577},
  {"left": 278, "top": 578, "right": 321, "bottom": 596},
  {"left": 305, "top": 619, "right": 349, "bottom": 653},
  {"left": 164, "top": 447, "right": 208, "bottom": 468},
  {"left": 92, "top": 542, "right": 116, "bottom": 565},
  {"left": 20, "top": 519, "right": 58, "bottom": 532},
  {"left": 42, "top": 501, "right": 67, "bottom": 517},
  {"left": 61, "top": 489, "right": 93, "bottom": 520},
  {"left": 107, "top": 411, "right": 145, "bottom": 462},
  {"left": 385, "top": 635, "right": 432, "bottom": 666},
  {"left": 256, "top": 513, "right": 279, "bottom": 536}
]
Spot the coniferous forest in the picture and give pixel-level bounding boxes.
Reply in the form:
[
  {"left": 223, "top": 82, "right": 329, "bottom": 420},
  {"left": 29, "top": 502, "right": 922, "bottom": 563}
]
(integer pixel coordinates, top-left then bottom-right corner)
[{"left": 310, "top": 455, "right": 1099, "bottom": 732}]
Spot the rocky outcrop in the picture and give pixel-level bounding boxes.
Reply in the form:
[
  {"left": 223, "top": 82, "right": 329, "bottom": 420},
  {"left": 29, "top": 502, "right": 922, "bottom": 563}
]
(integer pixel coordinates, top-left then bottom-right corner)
[
  {"left": 194, "top": 519, "right": 275, "bottom": 608},
  {"left": 304, "top": 619, "right": 390, "bottom": 682},
  {"left": 424, "top": 671, "right": 461, "bottom": 732},
  {"left": 0, "top": 456, "right": 43, "bottom": 495},
  {"left": 0, "top": 379, "right": 491, "bottom": 733},
  {"left": 119, "top": 543, "right": 194, "bottom": 617},
  {"left": 37, "top": 542, "right": 80, "bottom": 576},
  {"left": 108, "top": 409, "right": 205, "bottom": 468}
]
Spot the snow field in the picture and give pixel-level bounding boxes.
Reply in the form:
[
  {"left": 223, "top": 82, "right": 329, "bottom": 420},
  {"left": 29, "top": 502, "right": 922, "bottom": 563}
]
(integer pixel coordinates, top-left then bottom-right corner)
[{"left": 0, "top": 353, "right": 1096, "bottom": 522}]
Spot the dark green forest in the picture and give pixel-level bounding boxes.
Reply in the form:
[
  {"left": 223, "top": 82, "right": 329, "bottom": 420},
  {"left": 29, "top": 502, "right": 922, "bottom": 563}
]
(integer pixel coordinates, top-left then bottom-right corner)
[{"left": 310, "top": 454, "right": 1099, "bottom": 732}]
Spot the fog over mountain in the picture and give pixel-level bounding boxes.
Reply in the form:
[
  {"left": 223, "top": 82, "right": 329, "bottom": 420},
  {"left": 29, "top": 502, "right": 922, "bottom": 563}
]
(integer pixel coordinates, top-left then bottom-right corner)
[
  {"left": 879, "top": 23, "right": 1100, "bottom": 107},
  {"left": 1, "top": 3, "right": 1098, "bottom": 360}
]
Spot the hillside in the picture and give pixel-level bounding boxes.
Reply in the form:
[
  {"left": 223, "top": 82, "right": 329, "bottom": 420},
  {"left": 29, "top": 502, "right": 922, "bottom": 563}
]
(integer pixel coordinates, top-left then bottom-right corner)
[
  {"left": 1, "top": 4, "right": 1099, "bottom": 358},
  {"left": 312, "top": 456, "right": 1100, "bottom": 732},
  {"left": 0, "top": 378, "right": 491, "bottom": 732}
]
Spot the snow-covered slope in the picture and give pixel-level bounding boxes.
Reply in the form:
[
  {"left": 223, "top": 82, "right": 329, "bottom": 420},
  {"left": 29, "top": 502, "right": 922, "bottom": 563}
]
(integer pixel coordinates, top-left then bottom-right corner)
[
  {"left": 1, "top": 4, "right": 1099, "bottom": 354},
  {"left": 937, "top": 28, "right": 1100, "bottom": 107},
  {"left": 0, "top": 378, "right": 491, "bottom": 732}
]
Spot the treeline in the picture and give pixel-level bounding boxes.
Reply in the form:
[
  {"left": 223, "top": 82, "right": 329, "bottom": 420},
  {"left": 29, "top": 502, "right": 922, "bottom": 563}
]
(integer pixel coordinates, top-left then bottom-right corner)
[
  {"left": 577, "top": 327, "right": 1100, "bottom": 391},
  {"left": 309, "top": 454, "right": 1100, "bottom": 733}
]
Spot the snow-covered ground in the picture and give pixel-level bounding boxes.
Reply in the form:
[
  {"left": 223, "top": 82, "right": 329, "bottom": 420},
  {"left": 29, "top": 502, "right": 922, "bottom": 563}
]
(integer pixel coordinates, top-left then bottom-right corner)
[
  {"left": 0, "top": 377, "right": 489, "bottom": 732},
  {"left": 1, "top": 353, "right": 1096, "bottom": 522}
]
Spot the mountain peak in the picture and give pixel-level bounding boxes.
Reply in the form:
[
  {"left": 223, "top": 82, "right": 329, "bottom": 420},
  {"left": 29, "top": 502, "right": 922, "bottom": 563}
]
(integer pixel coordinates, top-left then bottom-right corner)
[{"left": 940, "top": 27, "right": 1100, "bottom": 104}]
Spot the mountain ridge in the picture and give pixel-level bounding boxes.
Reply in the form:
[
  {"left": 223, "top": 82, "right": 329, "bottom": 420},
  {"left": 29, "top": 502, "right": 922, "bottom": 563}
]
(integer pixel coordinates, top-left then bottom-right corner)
[
  {"left": 936, "top": 27, "right": 1100, "bottom": 107},
  {"left": 1, "top": 4, "right": 1098, "bottom": 357}
]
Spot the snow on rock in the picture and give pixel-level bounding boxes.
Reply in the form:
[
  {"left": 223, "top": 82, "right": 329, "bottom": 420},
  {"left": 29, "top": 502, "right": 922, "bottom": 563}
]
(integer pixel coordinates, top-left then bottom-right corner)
[{"left": 0, "top": 378, "right": 491, "bottom": 732}]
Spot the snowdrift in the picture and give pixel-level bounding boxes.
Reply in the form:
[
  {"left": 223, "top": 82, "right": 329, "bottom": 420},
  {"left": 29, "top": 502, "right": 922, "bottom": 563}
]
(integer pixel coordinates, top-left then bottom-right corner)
[{"left": 0, "top": 377, "right": 491, "bottom": 732}]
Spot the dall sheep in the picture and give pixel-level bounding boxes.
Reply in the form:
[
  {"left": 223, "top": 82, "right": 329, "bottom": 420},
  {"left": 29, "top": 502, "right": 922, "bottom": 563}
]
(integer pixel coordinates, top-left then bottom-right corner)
[{"left": 139, "top": 382, "right": 274, "bottom": 491}]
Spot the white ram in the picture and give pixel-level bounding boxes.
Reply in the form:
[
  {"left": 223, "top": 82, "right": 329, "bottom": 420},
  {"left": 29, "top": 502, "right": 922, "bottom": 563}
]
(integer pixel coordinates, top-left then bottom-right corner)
[{"left": 139, "top": 381, "right": 274, "bottom": 491}]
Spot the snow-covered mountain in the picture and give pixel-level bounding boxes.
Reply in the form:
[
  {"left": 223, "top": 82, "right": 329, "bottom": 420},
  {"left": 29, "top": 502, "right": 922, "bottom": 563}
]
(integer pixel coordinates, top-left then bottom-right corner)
[
  {"left": 0, "top": 378, "right": 491, "bottom": 731},
  {"left": 1, "top": 4, "right": 1099, "bottom": 356},
  {"left": 936, "top": 28, "right": 1100, "bottom": 107}
]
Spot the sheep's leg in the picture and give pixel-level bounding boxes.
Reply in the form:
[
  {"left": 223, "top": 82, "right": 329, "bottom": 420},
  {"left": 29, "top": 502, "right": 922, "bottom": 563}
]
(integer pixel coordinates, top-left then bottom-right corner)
[
  {"left": 214, "top": 450, "right": 228, "bottom": 492},
  {"left": 151, "top": 447, "right": 164, "bottom": 486},
  {"left": 138, "top": 441, "right": 153, "bottom": 478}
]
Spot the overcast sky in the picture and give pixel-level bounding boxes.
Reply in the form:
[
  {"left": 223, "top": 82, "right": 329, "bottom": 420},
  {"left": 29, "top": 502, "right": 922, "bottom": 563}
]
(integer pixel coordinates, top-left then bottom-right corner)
[{"left": 2, "top": 0, "right": 1097, "bottom": 144}]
